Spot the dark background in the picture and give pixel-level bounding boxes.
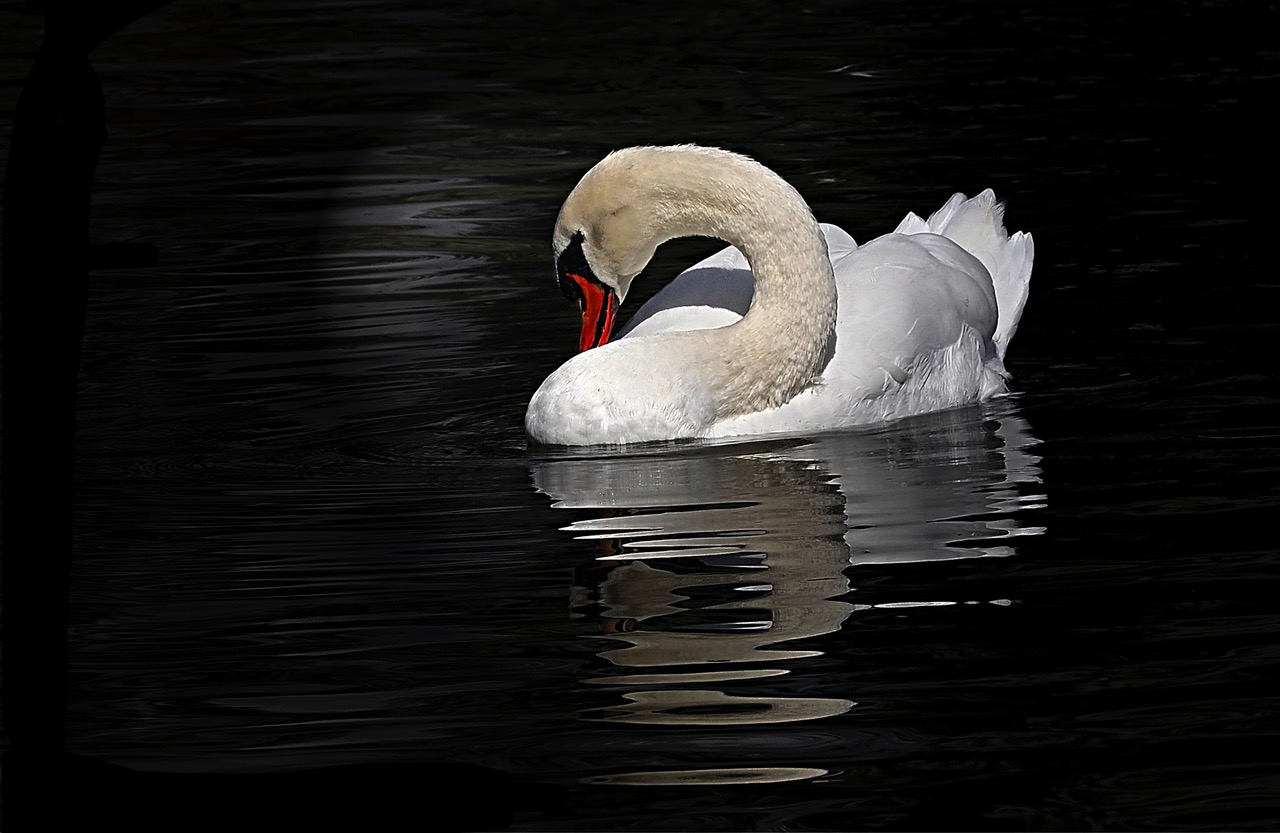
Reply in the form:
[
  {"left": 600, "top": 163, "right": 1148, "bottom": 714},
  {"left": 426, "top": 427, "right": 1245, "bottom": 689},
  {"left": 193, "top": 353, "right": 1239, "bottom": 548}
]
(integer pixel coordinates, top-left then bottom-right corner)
[{"left": 3, "top": 1, "right": 1276, "bottom": 830}]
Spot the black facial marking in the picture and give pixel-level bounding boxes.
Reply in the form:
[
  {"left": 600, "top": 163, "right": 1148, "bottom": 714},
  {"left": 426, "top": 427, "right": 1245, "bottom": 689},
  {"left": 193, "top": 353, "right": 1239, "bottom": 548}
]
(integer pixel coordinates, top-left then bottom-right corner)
[{"left": 556, "top": 231, "right": 597, "bottom": 303}]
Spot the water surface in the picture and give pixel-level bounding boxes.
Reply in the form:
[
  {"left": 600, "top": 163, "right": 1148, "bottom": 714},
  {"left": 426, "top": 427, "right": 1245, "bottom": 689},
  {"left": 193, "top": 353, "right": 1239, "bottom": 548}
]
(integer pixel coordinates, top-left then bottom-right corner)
[{"left": 9, "top": 0, "right": 1274, "bottom": 829}]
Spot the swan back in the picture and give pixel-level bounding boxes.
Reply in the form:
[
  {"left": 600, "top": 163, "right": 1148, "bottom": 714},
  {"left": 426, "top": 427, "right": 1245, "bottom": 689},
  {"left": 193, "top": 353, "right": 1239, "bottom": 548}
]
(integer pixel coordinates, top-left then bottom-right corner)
[{"left": 894, "top": 189, "right": 1033, "bottom": 360}]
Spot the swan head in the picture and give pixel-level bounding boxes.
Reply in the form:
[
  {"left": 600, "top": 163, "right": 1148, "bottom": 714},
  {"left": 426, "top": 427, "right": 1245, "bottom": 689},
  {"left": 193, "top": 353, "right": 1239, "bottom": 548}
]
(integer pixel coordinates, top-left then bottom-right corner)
[{"left": 552, "top": 149, "right": 678, "bottom": 352}]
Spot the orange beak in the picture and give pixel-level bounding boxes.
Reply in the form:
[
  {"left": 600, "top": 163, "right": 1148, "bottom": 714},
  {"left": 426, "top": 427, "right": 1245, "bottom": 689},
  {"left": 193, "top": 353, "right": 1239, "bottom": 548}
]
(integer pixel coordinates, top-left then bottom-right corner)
[{"left": 563, "top": 271, "right": 618, "bottom": 352}]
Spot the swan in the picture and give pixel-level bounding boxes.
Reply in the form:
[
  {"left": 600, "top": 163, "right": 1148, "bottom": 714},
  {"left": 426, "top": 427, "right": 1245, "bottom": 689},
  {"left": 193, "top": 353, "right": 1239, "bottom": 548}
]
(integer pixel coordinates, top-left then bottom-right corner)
[{"left": 525, "top": 145, "right": 1032, "bottom": 446}]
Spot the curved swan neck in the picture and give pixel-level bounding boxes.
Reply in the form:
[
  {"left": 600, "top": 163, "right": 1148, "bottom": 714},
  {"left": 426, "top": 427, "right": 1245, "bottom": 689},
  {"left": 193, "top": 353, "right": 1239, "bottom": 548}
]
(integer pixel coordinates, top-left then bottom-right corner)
[{"left": 561, "top": 146, "right": 838, "bottom": 420}]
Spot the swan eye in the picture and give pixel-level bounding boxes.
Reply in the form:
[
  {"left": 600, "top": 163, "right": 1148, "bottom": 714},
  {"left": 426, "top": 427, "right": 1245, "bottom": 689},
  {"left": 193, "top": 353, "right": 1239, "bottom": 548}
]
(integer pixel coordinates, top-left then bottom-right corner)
[
  {"left": 557, "top": 233, "right": 606, "bottom": 312},
  {"left": 556, "top": 232, "right": 597, "bottom": 296}
]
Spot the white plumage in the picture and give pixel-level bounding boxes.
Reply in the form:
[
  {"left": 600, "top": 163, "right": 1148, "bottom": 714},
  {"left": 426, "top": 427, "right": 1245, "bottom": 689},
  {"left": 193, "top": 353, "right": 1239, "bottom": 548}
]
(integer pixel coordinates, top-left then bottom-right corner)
[{"left": 526, "top": 146, "right": 1033, "bottom": 446}]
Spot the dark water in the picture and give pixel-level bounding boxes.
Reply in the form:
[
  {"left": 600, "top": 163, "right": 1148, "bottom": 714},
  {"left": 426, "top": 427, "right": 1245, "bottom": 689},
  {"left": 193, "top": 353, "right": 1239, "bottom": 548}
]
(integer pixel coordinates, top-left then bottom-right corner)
[{"left": 5, "top": 0, "right": 1278, "bottom": 829}]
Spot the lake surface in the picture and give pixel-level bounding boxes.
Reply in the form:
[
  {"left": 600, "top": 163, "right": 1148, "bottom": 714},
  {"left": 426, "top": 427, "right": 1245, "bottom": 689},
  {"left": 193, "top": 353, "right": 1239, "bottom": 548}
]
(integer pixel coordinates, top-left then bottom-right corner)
[{"left": 5, "top": 0, "right": 1277, "bottom": 829}]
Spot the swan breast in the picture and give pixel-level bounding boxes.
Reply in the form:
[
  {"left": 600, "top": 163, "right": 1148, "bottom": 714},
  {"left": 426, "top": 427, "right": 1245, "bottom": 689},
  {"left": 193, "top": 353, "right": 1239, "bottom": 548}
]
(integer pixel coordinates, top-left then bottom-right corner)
[{"left": 525, "top": 334, "right": 721, "bottom": 445}]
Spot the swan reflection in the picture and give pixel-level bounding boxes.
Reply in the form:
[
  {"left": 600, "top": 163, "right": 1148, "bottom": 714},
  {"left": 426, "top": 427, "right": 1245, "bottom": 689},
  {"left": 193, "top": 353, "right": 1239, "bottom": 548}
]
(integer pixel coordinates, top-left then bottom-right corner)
[{"left": 530, "top": 402, "right": 1044, "bottom": 729}]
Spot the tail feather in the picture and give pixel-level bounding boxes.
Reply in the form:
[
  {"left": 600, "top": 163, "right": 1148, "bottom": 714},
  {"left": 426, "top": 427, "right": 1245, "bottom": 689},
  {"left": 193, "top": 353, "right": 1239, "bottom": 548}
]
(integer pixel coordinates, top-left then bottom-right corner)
[{"left": 896, "top": 189, "right": 1033, "bottom": 361}]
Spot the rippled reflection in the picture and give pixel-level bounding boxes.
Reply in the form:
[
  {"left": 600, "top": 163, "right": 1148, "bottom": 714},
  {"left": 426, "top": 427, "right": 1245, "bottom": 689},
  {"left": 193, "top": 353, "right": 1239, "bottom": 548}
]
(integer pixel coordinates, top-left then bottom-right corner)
[{"left": 530, "top": 402, "right": 1044, "bottom": 730}]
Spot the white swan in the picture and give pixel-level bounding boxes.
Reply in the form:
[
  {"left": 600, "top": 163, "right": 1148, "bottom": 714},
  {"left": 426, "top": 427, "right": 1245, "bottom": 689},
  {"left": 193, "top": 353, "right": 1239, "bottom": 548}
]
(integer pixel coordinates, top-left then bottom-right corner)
[{"left": 526, "top": 145, "right": 1033, "bottom": 446}]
